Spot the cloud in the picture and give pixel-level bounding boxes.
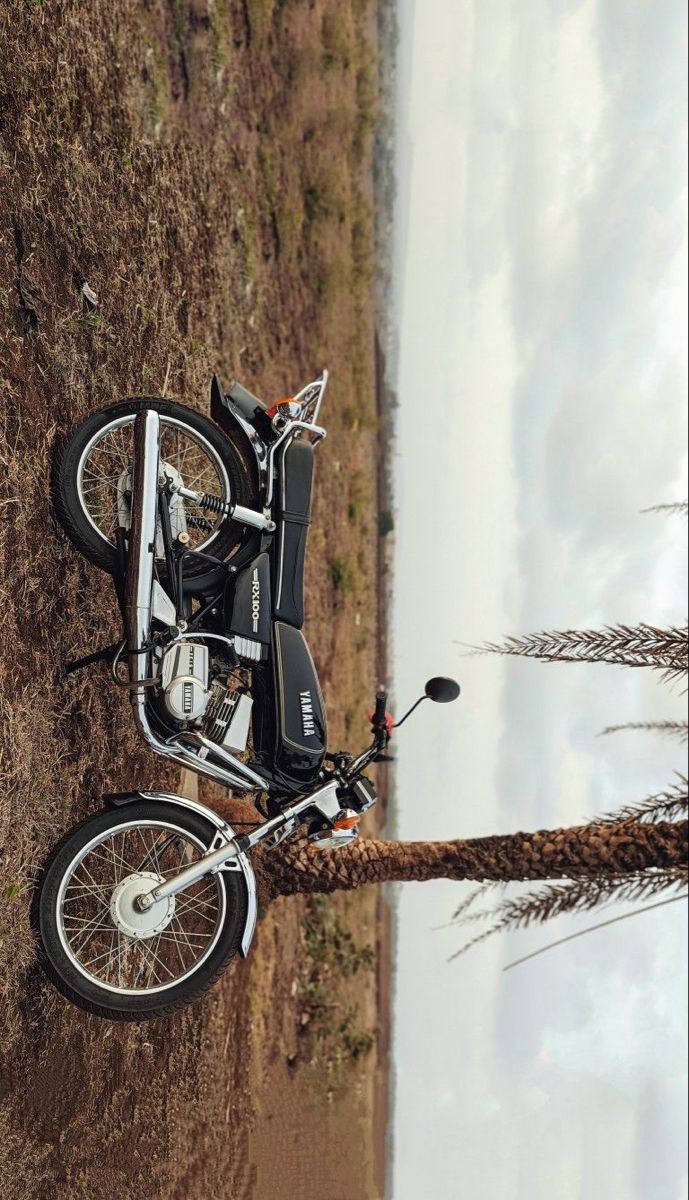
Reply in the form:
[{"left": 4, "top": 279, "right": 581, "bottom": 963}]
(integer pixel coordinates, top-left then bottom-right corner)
[
  {"left": 634, "top": 1076, "right": 689, "bottom": 1200},
  {"left": 391, "top": 1, "right": 688, "bottom": 1198}
]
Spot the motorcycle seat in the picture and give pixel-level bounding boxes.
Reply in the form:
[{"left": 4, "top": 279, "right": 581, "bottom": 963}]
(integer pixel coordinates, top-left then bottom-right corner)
[{"left": 273, "top": 438, "right": 314, "bottom": 629}]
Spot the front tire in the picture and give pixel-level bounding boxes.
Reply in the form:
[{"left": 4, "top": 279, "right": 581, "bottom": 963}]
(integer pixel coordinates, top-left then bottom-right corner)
[{"left": 36, "top": 801, "right": 248, "bottom": 1021}]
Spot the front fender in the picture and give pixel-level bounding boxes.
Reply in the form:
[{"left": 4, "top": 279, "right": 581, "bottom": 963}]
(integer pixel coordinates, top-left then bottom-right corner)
[{"left": 102, "top": 789, "right": 258, "bottom": 957}]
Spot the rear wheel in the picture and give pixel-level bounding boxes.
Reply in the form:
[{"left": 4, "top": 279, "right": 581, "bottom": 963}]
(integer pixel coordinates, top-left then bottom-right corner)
[
  {"left": 53, "top": 398, "right": 257, "bottom": 579},
  {"left": 37, "top": 800, "right": 248, "bottom": 1021}
]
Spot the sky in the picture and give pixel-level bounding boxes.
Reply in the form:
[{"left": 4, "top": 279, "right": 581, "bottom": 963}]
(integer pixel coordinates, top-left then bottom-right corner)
[{"left": 390, "top": 3, "right": 688, "bottom": 1198}]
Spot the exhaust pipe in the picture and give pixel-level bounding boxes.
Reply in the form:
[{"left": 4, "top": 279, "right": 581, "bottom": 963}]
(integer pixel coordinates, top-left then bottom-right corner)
[
  {"left": 126, "top": 411, "right": 269, "bottom": 794},
  {"left": 126, "top": 410, "right": 160, "bottom": 693}
]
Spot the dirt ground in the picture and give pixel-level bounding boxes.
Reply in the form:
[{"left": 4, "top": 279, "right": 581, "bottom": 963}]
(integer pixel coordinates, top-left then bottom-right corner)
[{"left": 0, "top": 3, "right": 389, "bottom": 1197}]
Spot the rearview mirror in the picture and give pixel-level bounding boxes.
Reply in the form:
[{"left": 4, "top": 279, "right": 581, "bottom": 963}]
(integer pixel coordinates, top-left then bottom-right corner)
[
  {"left": 393, "top": 676, "right": 461, "bottom": 728},
  {"left": 425, "top": 676, "right": 461, "bottom": 704}
]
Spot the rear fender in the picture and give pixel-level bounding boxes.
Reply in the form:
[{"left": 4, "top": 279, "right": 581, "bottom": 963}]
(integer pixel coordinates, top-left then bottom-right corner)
[
  {"left": 102, "top": 789, "right": 258, "bottom": 957},
  {"left": 209, "top": 375, "right": 269, "bottom": 495}
]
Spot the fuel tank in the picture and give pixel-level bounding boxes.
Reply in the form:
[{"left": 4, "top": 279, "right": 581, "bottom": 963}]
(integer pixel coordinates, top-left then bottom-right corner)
[{"left": 269, "top": 620, "right": 327, "bottom": 789}]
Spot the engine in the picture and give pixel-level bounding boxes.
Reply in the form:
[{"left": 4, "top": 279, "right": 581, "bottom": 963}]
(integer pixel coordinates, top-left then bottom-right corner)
[
  {"left": 157, "top": 640, "right": 253, "bottom": 753},
  {"left": 160, "top": 642, "right": 209, "bottom": 721},
  {"left": 202, "top": 680, "right": 253, "bottom": 751}
]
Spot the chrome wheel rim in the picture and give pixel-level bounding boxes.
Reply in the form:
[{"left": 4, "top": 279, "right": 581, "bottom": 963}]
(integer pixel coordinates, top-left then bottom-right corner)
[
  {"left": 56, "top": 820, "right": 227, "bottom": 996},
  {"left": 76, "top": 414, "right": 231, "bottom": 557}
]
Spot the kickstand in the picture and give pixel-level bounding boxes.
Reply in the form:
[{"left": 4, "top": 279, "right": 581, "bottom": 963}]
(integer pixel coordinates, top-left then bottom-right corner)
[
  {"left": 65, "top": 528, "right": 129, "bottom": 678},
  {"left": 63, "top": 641, "right": 121, "bottom": 677}
]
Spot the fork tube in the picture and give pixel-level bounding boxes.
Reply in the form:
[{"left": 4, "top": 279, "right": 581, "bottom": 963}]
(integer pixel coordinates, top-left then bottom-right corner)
[{"left": 146, "top": 795, "right": 317, "bottom": 905}]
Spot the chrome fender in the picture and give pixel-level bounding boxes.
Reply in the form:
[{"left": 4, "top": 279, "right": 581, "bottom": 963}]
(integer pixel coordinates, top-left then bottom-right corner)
[
  {"left": 103, "top": 790, "right": 258, "bottom": 957},
  {"left": 209, "top": 375, "right": 269, "bottom": 494}
]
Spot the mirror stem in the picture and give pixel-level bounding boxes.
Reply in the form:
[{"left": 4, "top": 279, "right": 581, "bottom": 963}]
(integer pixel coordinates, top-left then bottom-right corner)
[{"left": 393, "top": 695, "right": 428, "bottom": 729}]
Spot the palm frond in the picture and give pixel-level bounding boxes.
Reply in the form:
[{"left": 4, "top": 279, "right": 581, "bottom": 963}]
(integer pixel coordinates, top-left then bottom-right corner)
[
  {"left": 450, "top": 882, "right": 504, "bottom": 922},
  {"left": 599, "top": 721, "right": 688, "bottom": 743},
  {"left": 449, "top": 867, "right": 688, "bottom": 960},
  {"left": 641, "top": 501, "right": 688, "bottom": 518},
  {"left": 463, "top": 624, "right": 688, "bottom": 680},
  {"left": 592, "top": 775, "right": 688, "bottom": 825},
  {"left": 503, "top": 893, "right": 688, "bottom": 972}
]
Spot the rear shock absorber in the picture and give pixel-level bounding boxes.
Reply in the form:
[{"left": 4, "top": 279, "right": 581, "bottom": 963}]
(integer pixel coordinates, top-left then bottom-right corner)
[
  {"left": 198, "top": 492, "right": 230, "bottom": 516},
  {"left": 170, "top": 482, "right": 276, "bottom": 533}
]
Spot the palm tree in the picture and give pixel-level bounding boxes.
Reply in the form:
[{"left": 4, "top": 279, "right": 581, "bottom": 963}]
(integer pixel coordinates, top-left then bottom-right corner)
[
  {"left": 642, "top": 501, "right": 688, "bottom": 518},
  {"left": 256, "top": 509, "right": 689, "bottom": 949},
  {"left": 600, "top": 721, "right": 688, "bottom": 743},
  {"left": 257, "top": 808, "right": 687, "bottom": 901},
  {"left": 253, "top": 619, "right": 688, "bottom": 950}
]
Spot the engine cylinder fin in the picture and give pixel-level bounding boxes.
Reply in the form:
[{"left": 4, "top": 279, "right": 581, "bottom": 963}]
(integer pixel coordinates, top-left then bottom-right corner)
[
  {"left": 234, "top": 636, "right": 263, "bottom": 662},
  {"left": 202, "top": 681, "right": 252, "bottom": 752}
]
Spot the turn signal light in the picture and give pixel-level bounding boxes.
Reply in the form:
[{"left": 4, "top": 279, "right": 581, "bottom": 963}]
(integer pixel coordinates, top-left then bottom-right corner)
[
  {"left": 266, "top": 398, "right": 301, "bottom": 419},
  {"left": 333, "top": 811, "right": 360, "bottom": 831}
]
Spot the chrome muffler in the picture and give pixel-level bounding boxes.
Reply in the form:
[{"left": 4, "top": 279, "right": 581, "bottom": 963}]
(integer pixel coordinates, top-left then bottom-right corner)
[
  {"left": 125, "top": 410, "right": 269, "bottom": 794},
  {"left": 125, "top": 409, "right": 160, "bottom": 696}
]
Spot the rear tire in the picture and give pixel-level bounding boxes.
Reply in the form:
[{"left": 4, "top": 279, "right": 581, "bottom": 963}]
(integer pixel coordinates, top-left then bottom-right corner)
[
  {"left": 53, "top": 398, "right": 258, "bottom": 579},
  {"left": 36, "top": 800, "right": 249, "bottom": 1021}
]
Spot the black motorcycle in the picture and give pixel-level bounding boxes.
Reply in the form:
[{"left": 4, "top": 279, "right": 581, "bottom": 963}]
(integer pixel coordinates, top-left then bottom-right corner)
[{"left": 37, "top": 372, "right": 460, "bottom": 1020}]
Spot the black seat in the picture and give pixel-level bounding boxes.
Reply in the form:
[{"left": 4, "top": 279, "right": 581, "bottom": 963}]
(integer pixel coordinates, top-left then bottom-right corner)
[{"left": 272, "top": 439, "right": 314, "bottom": 628}]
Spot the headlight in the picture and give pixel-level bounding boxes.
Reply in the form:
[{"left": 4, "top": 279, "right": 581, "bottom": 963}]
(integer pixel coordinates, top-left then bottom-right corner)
[{"left": 307, "top": 826, "right": 359, "bottom": 851}]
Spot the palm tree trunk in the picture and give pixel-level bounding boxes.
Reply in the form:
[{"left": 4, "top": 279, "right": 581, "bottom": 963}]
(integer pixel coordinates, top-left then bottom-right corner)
[{"left": 259, "top": 820, "right": 688, "bottom": 899}]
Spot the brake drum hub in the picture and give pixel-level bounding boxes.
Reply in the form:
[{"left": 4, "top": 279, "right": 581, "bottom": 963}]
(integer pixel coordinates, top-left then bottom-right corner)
[{"left": 109, "top": 872, "right": 175, "bottom": 939}]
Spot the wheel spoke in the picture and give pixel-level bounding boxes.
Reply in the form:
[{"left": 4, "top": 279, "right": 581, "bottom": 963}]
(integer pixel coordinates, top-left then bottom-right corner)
[
  {"left": 64, "top": 882, "right": 113, "bottom": 899},
  {"left": 81, "top": 933, "right": 119, "bottom": 975},
  {"left": 174, "top": 879, "right": 217, "bottom": 907},
  {"left": 157, "top": 929, "right": 210, "bottom": 949},
  {"left": 141, "top": 934, "right": 177, "bottom": 983},
  {"left": 76, "top": 858, "right": 108, "bottom": 891},
  {"left": 168, "top": 915, "right": 205, "bottom": 958},
  {"left": 136, "top": 828, "right": 168, "bottom": 875},
  {"left": 59, "top": 820, "right": 223, "bottom": 995},
  {"left": 78, "top": 417, "right": 230, "bottom": 556},
  {"left": 173, "top": 896, "right": 218, "bottom": 924},
  {"left": 65, "top": 908, "right": 112, "bottom": 947},
  {"left": 89, "top": 845, "right": 131, "bottom": 881}
]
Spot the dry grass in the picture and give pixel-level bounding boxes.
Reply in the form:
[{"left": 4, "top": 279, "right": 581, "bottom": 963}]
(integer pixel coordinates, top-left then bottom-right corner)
[
  {"left": 0, "top": 1107, "right": 51, "bottom": 1196},
  {"left": 0, "top": 1, "right": 385, "bottom": 1196}
]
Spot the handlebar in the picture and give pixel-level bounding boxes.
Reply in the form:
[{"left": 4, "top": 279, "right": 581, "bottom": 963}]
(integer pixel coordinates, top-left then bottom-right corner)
[
  {"left": 373, "top": 688, "right": 388, "bottom": 728},
  {"left": 342, "top": 688, "right": 391, "bottom": 779}
]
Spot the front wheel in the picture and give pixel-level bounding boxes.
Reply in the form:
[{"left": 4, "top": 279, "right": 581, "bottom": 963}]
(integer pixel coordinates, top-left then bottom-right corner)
[{"left": 36, "top": 800, "right": 248, "bottom": 1021}]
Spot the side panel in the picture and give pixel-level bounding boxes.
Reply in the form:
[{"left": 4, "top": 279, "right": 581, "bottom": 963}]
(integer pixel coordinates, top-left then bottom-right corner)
[
  {"left": 208, "top": 374, "right": 269, "bottom": 494},
  {"left": 226, "top": 552, "right": 271, "bottom": 644}
]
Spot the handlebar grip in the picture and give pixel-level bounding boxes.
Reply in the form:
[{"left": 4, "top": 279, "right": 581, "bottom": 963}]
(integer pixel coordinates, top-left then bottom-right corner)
[{"left": 373, "top": 689, "right": 388, "bottom": 725}]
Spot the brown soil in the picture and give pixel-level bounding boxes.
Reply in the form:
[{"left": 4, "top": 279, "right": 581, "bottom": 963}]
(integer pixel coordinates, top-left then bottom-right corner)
[{"left": 0, "top": 3, "right": 389, "bottom": 1198}]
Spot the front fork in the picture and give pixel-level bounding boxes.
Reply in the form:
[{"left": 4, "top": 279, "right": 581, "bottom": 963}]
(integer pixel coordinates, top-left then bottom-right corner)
[{"left": 136, "top": 782, "right": 342, "bottom": 910}]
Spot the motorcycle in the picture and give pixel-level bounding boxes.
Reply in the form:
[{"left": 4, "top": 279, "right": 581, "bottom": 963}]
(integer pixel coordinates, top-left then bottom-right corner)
[{"left": 37, "top": 371, "right": 460, "bottom": 1020}]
